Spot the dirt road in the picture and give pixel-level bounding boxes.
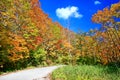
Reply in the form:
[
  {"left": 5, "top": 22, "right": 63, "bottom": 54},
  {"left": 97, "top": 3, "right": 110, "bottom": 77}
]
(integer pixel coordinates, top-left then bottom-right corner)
[{"left": 0, "top": 66, "right": 61, "bottom": 80}]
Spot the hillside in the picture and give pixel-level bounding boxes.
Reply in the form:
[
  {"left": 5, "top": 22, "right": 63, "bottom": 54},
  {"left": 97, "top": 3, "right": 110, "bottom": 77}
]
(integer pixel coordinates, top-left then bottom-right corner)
[
  {"left": 0, "top": 0, "right": 75, "bottom": 71},
  {"left": 0, "top": 0, "right": 120, "bottom": 73}
]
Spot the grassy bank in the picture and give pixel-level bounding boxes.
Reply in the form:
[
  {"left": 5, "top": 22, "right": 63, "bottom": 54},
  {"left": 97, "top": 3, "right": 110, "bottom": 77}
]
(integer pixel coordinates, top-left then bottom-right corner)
[{"left": 51, "top": 65, "right": 120, "bottom": 80}]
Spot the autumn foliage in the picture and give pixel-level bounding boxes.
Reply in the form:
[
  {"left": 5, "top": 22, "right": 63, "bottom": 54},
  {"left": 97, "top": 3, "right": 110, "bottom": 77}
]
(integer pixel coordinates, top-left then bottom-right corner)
[
  {"left": 0, "top": 0, "right": 73, "bottom": 70},
  {"left": 0, "top": 0, "right": 120, "bottom": 71}
]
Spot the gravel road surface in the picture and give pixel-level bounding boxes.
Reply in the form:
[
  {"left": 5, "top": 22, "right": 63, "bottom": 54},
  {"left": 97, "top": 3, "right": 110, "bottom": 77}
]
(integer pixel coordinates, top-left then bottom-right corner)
[{"left": 0, "top": 66, "right": 61, "bottom": 80}]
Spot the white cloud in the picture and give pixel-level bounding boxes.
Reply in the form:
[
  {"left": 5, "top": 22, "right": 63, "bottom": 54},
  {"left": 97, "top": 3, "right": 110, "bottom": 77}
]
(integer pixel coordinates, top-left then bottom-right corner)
[
  {"left": 56, "top": 6, "right": 83, "bottom": 19},
  {"left": 94, "top": 1, "right": 101, "bottom": 5}
]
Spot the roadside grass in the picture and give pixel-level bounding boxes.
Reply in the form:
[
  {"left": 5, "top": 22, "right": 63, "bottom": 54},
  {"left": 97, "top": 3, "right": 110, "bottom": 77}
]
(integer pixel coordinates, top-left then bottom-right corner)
[{"left": 51, "top": 65, "right": 120, "bottom": 80}]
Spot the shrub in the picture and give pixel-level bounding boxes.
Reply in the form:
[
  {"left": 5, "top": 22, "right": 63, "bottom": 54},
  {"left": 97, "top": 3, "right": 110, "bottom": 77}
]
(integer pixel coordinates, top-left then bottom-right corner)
[{"left": 29, "top": 48, "right": 47, "bottom": 66}]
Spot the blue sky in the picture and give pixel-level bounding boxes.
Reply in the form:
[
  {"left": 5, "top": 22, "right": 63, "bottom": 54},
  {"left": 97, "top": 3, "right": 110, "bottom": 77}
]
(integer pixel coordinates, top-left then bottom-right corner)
[{"left": 39, "top": 0, "right": 119, "bottom": 32}]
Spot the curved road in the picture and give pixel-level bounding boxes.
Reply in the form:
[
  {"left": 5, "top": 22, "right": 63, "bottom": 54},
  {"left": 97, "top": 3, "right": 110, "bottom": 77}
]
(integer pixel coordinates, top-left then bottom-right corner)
[{"left": 0, "top": 66, "right": 61, "bottom": 80}]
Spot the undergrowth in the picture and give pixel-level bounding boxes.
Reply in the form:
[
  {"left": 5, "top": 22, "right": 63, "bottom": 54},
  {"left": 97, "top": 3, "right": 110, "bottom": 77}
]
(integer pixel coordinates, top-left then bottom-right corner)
[{"left": 51, "top": 65, "right": 120, "bottom": 80}]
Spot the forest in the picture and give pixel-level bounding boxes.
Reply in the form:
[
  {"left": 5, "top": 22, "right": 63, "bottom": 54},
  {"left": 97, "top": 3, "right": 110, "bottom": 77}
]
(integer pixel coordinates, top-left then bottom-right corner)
[{"left": 0, "top": 0, "right": 120, "bottom": 73}]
